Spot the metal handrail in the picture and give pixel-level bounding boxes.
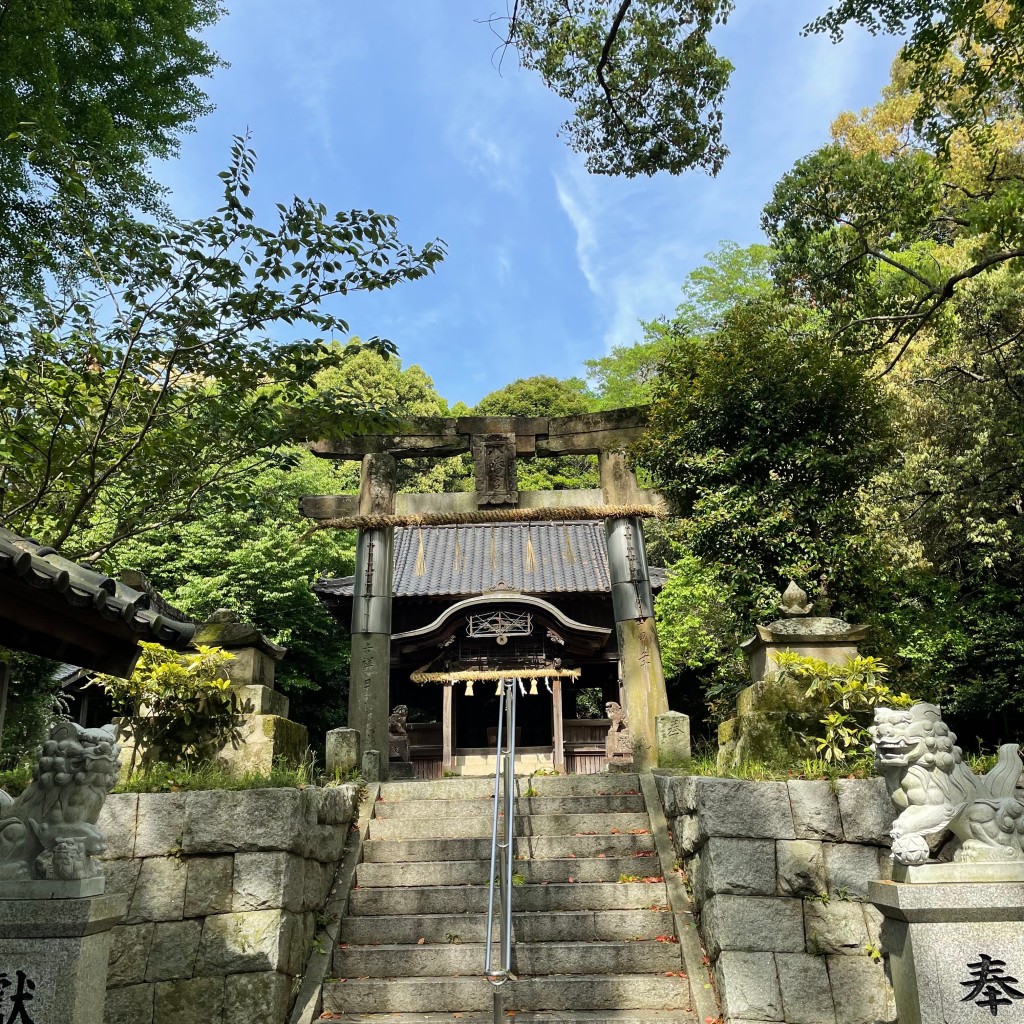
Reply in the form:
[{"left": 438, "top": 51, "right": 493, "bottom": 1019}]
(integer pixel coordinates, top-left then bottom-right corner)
[{"left": 484, "top": 677, "right": 518, "bottom": 1020}]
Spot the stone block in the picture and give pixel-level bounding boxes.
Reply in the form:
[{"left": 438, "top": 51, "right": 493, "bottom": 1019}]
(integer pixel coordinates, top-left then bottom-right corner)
[
  {"left": 104, "top": 982, "right": 155, "bottom": 1024},
  {"left": 691, "top": 778, "right": 796, "bottom": 841},
  {"left": 233, "top": 683, "right": 289, "bottom": 717},
  {"left": 362, "top": 748, "right": 382, "bottom": 782},
  {"left": 196, "top": 909, "right": 297, "bottom": 974},
  {"left": 233, "top": 851, "right": 306, "bottom": 913},
  {"left": 775, "top": 952, "right": 836, "bottom": 1024},
  {"left": 673, "top": 812, "right": 702, "bottom": 856},
  {"left": 219, "top": 714, "right": 309, "bottom": 774},
  {"left": 777, "top": 840, "right": 827, "bottom": 897},
  {"left": 697, "top": 838, "right": 776, "bottom": 900},
  {"left": 317, "top": 784, "right": 358, "bottom": 825},
  {"left": 716, "top": 950, "right": 784, "bottom": 1021},
  {"left": 108, "top": 922, "right": 155, "bottom": 986},
  {"left": 134, "top": 792, "right": 186, "bottom": 858},
  {"left": 104, "top": 858, "right": 142, "bottom": 904},
  {"left": 302, "top": 859, "right": 331, "bottom": 912},
  {"left": 827, "top": 955, "right": 892, "bottom": 1024},
  {"left": 823, "top": 842, "right": 885, "bottom": 900},
  {"left": 183, "top": 788, "right": 314, "bottom": 855},
  {"left": 153, "top": 975, "right": 225, "bottom": 1024},
  {"left": 97, "top": 793, "right": 139, "bottom": 860},
  {"left": 656, "top": 711, "right": 691, "bottom": 765},
  {"left": 184, "top": 855, "right": 234, "bottom": 918},
  {"left": 835, "top": 779, "right": 893, "bottom": 844},
  {"left": 787, "top": 781, "right": 843, "bottom": 841},
  {"left": 223, "top": 646, "right": 276, "bottom": 687},
  {"left": 130, "top": 856, "right": 187, "bottom": 923},
  {"left": 326, "top": 727, "right": 360, "bottom": 776},
  {"left": 224, "top": 971, "right": 292, "bottom": 1023},
  {"left": 804, "top": 900, "right": 869, "bottom": 955},
  {"left": 0, "top": 894, "right": 124, "bottom": 1024},
  {"left": 145, "top": 919, "right": 202, "bottom": 982},
  {"left": 702, "top": 894, "right": 806, "bottom": 957}
]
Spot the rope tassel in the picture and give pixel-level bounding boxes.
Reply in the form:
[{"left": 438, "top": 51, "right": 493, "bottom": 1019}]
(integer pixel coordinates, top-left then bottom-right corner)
[
  {"left": 452, "top": 526, "right": 463, "bottom": 574},
  {"left": 415, "top": 526, "right": 426, "bottom": 576},
  {"left": 524, "top": 525, "right": 537, "bottom": 574}
]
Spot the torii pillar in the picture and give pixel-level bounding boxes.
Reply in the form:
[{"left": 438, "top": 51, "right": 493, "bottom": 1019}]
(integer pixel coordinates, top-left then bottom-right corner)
[
  {"left": 349, "top": 453, "right": 396, "bottom": 780},
  {"left": 600, "top": 451, "right": 669, "bottom": 770}
]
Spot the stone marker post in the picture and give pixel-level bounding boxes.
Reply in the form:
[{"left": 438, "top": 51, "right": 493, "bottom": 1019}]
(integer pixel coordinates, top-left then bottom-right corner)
[
  {"left": 349, "top": 453, "right": 396, "bottom": 780},
  {"left": 0, "top": 722, "right": 126, "bottom": 1023},
  {"left": 600, "top": 451, "right": 669, "bottom": 771}
]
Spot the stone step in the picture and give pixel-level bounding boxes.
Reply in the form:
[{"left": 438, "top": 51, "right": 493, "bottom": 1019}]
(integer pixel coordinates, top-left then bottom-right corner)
[
  {"left": 372, "top": 794, "right": 646, "bottom": 818},
  {"left": 316, "top": 1012, "right": 695, "bottom": 1024},
  {"left": 333, "top": 940, "right": 681, "bottom": 979},
  {"left": 322, "top": 973, "right": 692, "bottom": 1014},
  {"left": 378, "top": 775, "right": 641, "bottom": 801},
  {"left": 362, "top": 833, "right": 656, "bottom": 863},
  {"left": 356, "top": 856, "right": 660, "bottom": 888},
  {"left": 349, "top": 882, "right": 669, "bottom": 917},
  {"left": 367, "top": 813, "right": 651, "bottom": 841},
  {"left": 340, "top": 909, "right": 675, "bottom": 945}
]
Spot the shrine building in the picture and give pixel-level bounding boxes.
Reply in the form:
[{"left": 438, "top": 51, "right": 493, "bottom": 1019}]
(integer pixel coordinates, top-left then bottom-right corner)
[
  {"left": 314, "top": 520, "right": 666, "bottom": 777},
  {"left": 301, "top": 408, "right": 671, "bottom": 778}
]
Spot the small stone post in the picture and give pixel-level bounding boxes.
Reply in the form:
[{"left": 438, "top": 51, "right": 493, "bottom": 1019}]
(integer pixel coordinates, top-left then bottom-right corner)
[
  {"left": 349, "top": 453, "right": 396, "bottom": 779},
  {"left": 600, "top": 451, "right": 669, "bottom": 770}
]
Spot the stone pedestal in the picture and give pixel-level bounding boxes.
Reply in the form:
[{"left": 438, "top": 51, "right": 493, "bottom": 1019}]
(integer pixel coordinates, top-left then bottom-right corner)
[
  {"left": 870, "top": 875, "right": 1024, "bottom": 1024},
  {"left": 719, "top": 589, "right": 870, "bottom": 769},
  {"left": 0, "top": 893, "right": 124, "bottom": 1024}
]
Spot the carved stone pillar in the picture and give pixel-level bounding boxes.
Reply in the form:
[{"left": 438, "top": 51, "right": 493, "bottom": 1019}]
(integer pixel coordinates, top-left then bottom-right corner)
[
  {"left": 349, "top": 453, "right": 396, "bottom": 780},
  {"left": 600, "top": 451, "right": 669, "bottom": 771}
]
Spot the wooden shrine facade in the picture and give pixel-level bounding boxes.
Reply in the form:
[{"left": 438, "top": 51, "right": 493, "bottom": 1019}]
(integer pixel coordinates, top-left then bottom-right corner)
[
  {"left": 302, "top": 408, "right": 671, "bottom": 779},
  {"left": 314, "top": 521, "right": 667, "bottom": 777}
]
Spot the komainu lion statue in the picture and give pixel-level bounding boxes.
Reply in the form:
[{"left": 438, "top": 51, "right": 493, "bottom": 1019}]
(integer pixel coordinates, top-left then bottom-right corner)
[
  {"left": 870, "top": 703, "right": 1024, "bottom": 865},
  {"left": 0, "top": 721, "right": 121, "bottom": 880}
]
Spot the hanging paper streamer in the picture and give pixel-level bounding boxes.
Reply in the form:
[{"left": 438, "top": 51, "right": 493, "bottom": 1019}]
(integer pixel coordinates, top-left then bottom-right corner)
[
  {"left": 517, "top": 678, "right": 526, "bottom": 696},
  {"left": 562, "top": 524, "right": 577, "bottom": 566},
  {"left": 524, "top": 524, "right": 537, "bottom": 574},
  {"left": 453, "top": 525, "right": 464, "bottom": 574},
  {"left": 415, "top": 526, "right": 426, "bottom": 576},
  {"left": 544, "top": 679, "right": 553, "bottom": 694},
  {"left": 490, "top": 526, "right": 498, "bottom": 572},
  {"left": 495, "top": 680, "right": 503, "bottom": 696},
  {"left": 465, "top": 679, "right": 475, "bottom": 697}
]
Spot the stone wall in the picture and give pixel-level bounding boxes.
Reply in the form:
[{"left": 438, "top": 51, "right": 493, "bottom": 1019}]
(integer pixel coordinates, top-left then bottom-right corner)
[
  {"left": 96, "top": 785, "right": 359, "bottom": 1024},
  {"left": 656, "top": 774, "right": 898, "bottom": 1024}
]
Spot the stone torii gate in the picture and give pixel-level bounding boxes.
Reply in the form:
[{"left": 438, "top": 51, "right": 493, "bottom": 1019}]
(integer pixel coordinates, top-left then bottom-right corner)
[{"left": 301, "top": 408, "right": 670, "bottom": 777}]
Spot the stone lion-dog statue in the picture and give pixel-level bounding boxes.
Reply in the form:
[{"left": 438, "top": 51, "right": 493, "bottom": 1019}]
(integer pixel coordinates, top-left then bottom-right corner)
[
  {"left": 0, "top": 721, "right": 121, "bottom": 880},
  {"left": 870, "top": 703, "right": 1024, "bottom": 865}
]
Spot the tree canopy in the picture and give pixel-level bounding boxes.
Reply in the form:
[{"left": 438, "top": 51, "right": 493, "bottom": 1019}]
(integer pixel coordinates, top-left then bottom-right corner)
[{"left": 0, "top": 0, "right": 224, "bottom": 290}]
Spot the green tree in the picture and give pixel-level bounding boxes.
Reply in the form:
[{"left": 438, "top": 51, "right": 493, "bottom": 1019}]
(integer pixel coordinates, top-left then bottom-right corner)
[
  {"left": 636, "top": 297, "right": 893, "bottom": 620},
  {"left": 587, "top": 241, "right": 773, "bottom": 407},
  {"left": 0, "top": 137, "right": 444, "bottom": 559},
  {"left": 506, "top": 0, "right": 734, "bottom": 176},
  {"left": 504, "top": 1, "right": 1020, "bottom": 178},
  {"left": 111, "top": 450, "right": 357, "bottom": 745},
  {"left": 0, "top": 0, "right": 224, "bottom": 290}
]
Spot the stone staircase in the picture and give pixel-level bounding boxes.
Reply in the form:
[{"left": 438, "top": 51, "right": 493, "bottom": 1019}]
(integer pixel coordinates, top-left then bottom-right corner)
[{"left": 319, "top": 773, "right": 699, "bottom": 1023}]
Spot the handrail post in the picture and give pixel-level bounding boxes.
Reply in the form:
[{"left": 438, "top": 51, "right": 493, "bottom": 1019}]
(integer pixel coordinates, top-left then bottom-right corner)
[{"left": 485, "top": 677, "right": 519, "bottom": 1018}]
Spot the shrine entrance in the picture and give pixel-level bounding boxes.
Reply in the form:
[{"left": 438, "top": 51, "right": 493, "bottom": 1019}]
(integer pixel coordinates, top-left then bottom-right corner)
[{"left": 305, "top": 410, "right": 671, "bottom": 778}]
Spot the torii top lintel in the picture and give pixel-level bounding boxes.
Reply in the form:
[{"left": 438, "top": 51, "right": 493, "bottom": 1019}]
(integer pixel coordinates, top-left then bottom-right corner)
[{"left": 308, "top": 407, "right": 650, "bottom": 461}]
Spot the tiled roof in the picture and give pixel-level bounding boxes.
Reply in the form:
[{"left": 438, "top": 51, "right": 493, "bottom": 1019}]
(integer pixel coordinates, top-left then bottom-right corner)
[
  {"left": 315, "top": 521, "right": 666, "bottom": 599},
  {"left": 0, "top": 527, "right": 196, "bottom": 652}
]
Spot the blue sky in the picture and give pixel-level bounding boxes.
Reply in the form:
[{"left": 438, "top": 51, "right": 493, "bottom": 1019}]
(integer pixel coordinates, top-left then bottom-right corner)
[{"left": 159, "top": 2, "right": 903, "bottom": 407}]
